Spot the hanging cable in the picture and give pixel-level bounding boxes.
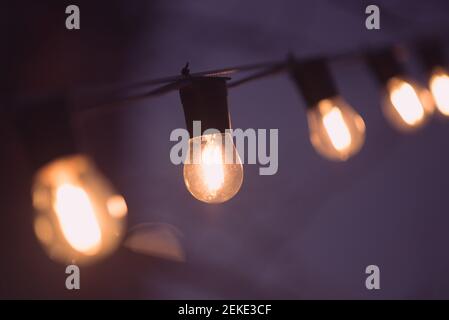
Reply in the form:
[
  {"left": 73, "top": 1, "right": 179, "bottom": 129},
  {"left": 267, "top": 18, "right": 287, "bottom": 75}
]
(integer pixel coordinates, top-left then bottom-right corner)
[{"left": 75, "top": 30, "right": 449, "bottom": 129}]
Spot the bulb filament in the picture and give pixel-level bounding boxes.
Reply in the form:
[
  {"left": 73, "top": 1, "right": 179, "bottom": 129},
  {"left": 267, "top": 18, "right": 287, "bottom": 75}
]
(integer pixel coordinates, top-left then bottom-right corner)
[
  {"left": 322, "top": 106, "right": 352, "bottom": 151},
  {"left": 53, "top": 183, "right": 102, "bottom": 255}
]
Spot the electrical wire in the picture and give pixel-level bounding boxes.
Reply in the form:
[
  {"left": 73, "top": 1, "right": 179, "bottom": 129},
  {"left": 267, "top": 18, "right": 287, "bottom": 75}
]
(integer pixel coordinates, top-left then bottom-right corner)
[
  {"left": 79, "top": 30, "right": 448, "bottom": 119},
  {"left": 119, "top": 60, "right": 283, "bottom": 90}
]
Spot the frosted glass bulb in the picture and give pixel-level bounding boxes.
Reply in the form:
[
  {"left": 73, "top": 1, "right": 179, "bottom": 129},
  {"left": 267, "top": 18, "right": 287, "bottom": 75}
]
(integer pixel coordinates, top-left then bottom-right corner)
[
  {"left": 307, "top": 97, "right": 366, "bottom": 161},
  {"left": 429, "top": 67, "right": 449, "bottom": 117},
  {"left": 383, "top": 77, "right": 434, "bottom": 131},
  {"left": 32, "top": 155, "right": 127, "bottom": 265},
  {"left": 183, "top": 132, "right": 243, "bottom": 203}
]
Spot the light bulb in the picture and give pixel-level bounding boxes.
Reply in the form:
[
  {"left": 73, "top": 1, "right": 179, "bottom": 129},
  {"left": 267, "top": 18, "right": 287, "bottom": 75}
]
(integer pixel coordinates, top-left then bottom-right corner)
[
  {"left": 429, "top": 67, "right": 449, "bottom": 117},
  {"left": 383, "top": 77, "right": 434, "bottom": 131},
  {"left": 183, "top": 132, "right": 243, "bottom": 203},
  {"left": 32, "top": 155, "right": 127, "bottom": 265},
  {"left": 307, "top": 97, "right": 365, "bottom": 161}
]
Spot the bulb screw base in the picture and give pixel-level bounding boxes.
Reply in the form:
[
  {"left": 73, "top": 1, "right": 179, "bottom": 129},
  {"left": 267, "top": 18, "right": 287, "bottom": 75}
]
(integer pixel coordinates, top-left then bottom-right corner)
[
  {"left": 289, "top": 57, "right": 338, "bottom": 108},
  {"left": 365, "top": 47, "right": 405, "bottom": 86},
  {"left": 416, "top": 39, "right": 447, "bottom": 76},
  {"left": 179, "top": 77, "right": 231, "bottom": 137}
]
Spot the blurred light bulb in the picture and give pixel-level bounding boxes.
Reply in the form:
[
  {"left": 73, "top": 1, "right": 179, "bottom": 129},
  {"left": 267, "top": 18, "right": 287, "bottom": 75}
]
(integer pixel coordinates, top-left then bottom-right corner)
[
  {"left": 429, "top": 67, "right": 449, "bottom": 117},
  {"left": 307, "top": 97, "right": 365, "bottom": 161},
  {"left": 383, "top": 77, "right": 434, "bottom": 131},
  {"left": 32, "top": 155, "right": 127, "bottom": 265},
  {"left": 183, "top": 132, "right": 243, "bottom": 203},
  {"left": 201, "top": 142, "right": 225, "bottom": 192},
  {"left": 53, "top": 184, "right": 102, "bottom": 255}
]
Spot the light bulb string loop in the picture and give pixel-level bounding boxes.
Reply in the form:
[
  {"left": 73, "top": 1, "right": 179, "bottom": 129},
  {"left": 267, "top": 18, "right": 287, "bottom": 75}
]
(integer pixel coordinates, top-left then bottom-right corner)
[{"left": 76, "top": 31, "right": 448, "bottom": 120}]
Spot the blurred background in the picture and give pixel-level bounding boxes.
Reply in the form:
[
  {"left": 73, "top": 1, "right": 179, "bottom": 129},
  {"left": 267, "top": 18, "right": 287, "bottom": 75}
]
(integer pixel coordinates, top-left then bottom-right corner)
[{"left": 2, "top": 0, "right": 449, "bottom": 299}]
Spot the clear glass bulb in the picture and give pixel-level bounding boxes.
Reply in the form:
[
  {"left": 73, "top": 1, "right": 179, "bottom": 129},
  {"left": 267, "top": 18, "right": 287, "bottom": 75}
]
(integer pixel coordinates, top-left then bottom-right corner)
[
  {"left": 383, "top": 77, "right": 434, "bottom": 131},
  {"left": 429, "top": 67, "right": 449, "bottom": 117},
  {"left": 32, "top": 155, "right": 127, "bottom": 265},
  {"left": 307, "top": 97, "right": 366, "bottom": 161},
  {"left": 183, "top": 132, "right": 243, "bottom": 203}
]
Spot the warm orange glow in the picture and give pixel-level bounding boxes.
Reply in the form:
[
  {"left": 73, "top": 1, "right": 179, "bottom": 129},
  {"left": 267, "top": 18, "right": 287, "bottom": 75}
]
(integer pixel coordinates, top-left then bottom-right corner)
[
  {"left": 34, "top": 216, "right": 53, "bottom": 246},
  {"left": 32, "top": 155, "right": 127, "bottom": 265},
  {"left": 106, "top": 195, "right": 128, "bottom": 218},
  {"left": 383, "top": 77, "right": 434, "bottom": 131},
  {"left": 429, "top": 68, "right": 449, "bottom": 117},
  {"left": 200, "top": 143, "right": 225, "bottom": 193},
  {"left": 184, "top": 133, "right": 243, "bottom": 203},
  {"left": 389, "top": 81, "right": 425, "bottom": 125},
  {"left": 307, "top": 97, "right": 365, "bottom": 161},
  {"left": 322, "top": 106, "right": 352, "bottom": 151},
  {"left": 53, "top": 184, "right": 102, "bottom": 255}
]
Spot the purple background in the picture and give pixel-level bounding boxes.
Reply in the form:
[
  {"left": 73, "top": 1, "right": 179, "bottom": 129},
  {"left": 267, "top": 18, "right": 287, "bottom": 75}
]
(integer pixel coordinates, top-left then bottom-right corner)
[{"left": 1, "top": 0, "right": 449, "bottom": 299}]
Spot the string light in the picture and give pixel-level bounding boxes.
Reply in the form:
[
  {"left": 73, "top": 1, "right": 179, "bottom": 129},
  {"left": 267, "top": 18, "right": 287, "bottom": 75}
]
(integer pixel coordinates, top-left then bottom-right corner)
[
  {"left": 290, "top": 58, "right": 366, "bottom": 161},
  {"left": 32, "top": 155, "right": 127, "bottom": 264},
  {"left": 417, "top": 40, "right": 449, "bottom": 118},
  {"left": 15, "top": 99, "right": 127, "bottom": 265},
  {"left": 12, "top": 36, "right": 449, "bottom": 265},
  {"left": 366, "top": 47, "right": 435, "bottom": 132},
  {"left": 429, "top": 67, "right": 449, "bottom": 117},
  {"left": 179, "top": 76, "right": 243, "bottom": 204}
]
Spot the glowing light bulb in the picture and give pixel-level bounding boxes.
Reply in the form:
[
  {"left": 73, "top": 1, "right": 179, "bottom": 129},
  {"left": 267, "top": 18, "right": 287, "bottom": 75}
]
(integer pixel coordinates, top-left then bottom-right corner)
[
  {"left": 383, "top": 77, "right": 434, "bottom": 131},
  {"left": 53, "top": 184, "right": 102, "bottom": 255},
  {"left": 429, "top": 67, "right": 449, "bottom": 117},
  {"left": 200, "top": 142, "right": 225, "bottom": 192},
  {"left": 32, "top": 155, "right": 127, "bottom": 265},
  {"left": 307, "top": 97, "right": 365, "bottom": 161},
  {"left": 183, "top": 132, "right": 243, "bottom": 203},
  {"left": 322, "top": 107, "right": 352, "bottom": 151}
]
